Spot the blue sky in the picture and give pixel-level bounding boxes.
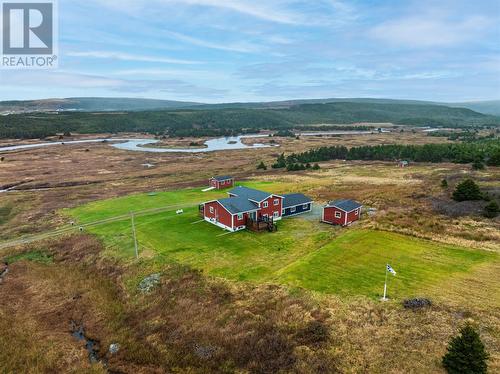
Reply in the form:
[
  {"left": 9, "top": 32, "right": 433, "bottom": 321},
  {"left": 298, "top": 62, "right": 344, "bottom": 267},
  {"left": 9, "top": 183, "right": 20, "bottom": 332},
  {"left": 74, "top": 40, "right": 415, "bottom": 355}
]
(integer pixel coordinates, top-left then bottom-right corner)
[{"left": 1, "top": 0, "right": 499, "bottom": 102}]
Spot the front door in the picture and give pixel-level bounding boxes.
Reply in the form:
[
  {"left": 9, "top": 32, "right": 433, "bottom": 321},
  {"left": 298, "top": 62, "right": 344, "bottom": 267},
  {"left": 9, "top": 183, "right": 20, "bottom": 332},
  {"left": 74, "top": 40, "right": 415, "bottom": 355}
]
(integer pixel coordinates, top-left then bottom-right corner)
[{"left": 250, "top": 211, "right": 257, "bottom": 221}]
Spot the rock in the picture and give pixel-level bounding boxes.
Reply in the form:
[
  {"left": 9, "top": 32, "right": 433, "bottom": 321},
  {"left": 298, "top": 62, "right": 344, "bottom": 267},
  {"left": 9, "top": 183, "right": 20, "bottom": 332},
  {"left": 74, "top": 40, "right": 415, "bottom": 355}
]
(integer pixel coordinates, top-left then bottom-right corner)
[
  {"left": 193, "top": 343, "right": 217, "bottom": 360},
  {"left": 138, "top": 273, "right": 161, "bottom": 293},
  {"left": 109, "top": 343, "right": 120, "bottom": 354},
  {"left": 403, "top": 298, "right": 432, "bottom": 310}
]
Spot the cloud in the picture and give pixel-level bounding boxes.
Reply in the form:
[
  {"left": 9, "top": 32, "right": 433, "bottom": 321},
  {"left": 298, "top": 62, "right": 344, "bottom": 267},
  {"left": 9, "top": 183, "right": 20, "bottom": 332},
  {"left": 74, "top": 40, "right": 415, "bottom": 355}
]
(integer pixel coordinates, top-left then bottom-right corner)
[
  {"left": 164, "top": 31, "right": 263, "bottom": 53},
  {"left": 66, "top": 51, "right": 199, "bottom": 65},
  {"left": 371, "top": 15, "right": 494, "bottom": 47},
  {"left": 0, "top": 71, "right": 227, "bottom": 97}
]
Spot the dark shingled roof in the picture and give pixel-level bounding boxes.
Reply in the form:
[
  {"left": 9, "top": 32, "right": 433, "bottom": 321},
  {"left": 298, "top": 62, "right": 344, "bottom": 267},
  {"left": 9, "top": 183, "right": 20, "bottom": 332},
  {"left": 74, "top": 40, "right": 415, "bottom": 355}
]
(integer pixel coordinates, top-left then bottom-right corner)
[
  {"left": 212, "top": 175, "right": 233, "bottom": 182},
  {"left": 282, "top": 193, "right": 313, "bottom": 208},
  {"left": 326, "top": 199, "right": 362, "bottom": 212},
  {"left": 228, "top": 186, "right": 272, "bottom": 202},
  {"left": 217, "top": 197, "right": 258, "bottom": 214}
]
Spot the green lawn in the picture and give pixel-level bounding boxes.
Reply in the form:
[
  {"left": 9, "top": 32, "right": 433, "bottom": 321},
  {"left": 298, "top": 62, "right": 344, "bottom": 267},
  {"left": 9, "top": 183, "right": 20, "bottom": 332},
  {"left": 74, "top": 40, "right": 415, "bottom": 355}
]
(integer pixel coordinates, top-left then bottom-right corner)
[
  {"left": 66, "top": 181, "right": 289, "bottom": 224},
  {"left": 66, "top": 185, "right": 498, "bottom": 302}
]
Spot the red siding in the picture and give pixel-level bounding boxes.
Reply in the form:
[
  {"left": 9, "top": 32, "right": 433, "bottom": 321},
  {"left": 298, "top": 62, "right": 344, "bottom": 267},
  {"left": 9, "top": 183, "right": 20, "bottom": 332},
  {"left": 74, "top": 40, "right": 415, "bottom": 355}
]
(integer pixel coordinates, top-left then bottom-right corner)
[
  {"left": 323, "top": 206, "right": 361, "bottom": 226},
  {"left": 257, "top": 195, "right": 283, "bottom": 220},
  {"left": 204, "top": 201, "right": 233, "bottom": 229},
  {"left": 233, "top": 212, "right": 249, "bottom": 228},
  {"left": 209, "top": 178, "right": 234, "bottom": 190}
]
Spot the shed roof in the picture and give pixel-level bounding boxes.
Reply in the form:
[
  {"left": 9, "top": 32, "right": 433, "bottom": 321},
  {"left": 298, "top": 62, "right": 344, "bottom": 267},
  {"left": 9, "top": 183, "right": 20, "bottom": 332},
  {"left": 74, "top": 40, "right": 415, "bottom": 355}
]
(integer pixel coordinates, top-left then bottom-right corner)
[
  {"left": 282, "top": 193, "right": 313, "bottom": 208},
  {"left": 217, "top": 197, "right": 258, "bottom": 214},
  {"left": 326, "top": 199, "right": 362, "bottom": 212},
  {"left": 212, "top": 175, "right": 233, "bottom": 181},
  {"left": 228, "top": 186, "right": 273, "bottom": 202}
]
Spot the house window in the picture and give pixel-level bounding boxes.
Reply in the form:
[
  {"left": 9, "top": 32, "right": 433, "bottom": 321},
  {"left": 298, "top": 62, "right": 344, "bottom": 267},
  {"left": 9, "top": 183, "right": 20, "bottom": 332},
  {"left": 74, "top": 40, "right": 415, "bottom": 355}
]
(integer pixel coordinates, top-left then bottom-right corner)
[
  {"left": 290, "top": 206, "right": 296, "bottom": 213},
  {"left": 273, "top": 211, "right": 279, "bottom": 218},
  {"left": 274, "top": 199, "right": 279, "bottom": 206},
  {"left": 335, "top": 211, "right": 342, "bottom": 218},
  {"left": 354, "top": 209, "right": 359, "bottom": 215},
  {"left": 303, "top": 204, "right": 309, "bottom": 209},
  {"left": 262, "top": 214, "right": 269, "bottom": 220},
  {"left": 263, "top": 201, "right": 268, "bottom": 208},
  {"left": 237, "top": 214, "right": 243, "bottom": 220},
  {"left": 209, "top": 206, "right": 214, "bottom": 214},
  {"left": 282, "top": 209, "right": 285, "bottom": 215}
]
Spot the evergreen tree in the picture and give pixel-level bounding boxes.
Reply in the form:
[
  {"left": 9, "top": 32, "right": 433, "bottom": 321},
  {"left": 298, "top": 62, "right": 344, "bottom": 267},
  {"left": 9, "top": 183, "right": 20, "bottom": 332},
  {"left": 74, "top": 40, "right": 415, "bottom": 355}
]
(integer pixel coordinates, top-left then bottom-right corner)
[
  {"left": 442, "top": 324, "right": 489, "bottom": 374},
  {"left": 452, "top": 179, "right": 482, "bottom": 201},
  {"left": 484, "top": 200, "right": 499, "bottom": 218},
  {"left": 472, "top": 160, "right": 485, "bottom": 170},
  {"left": 257, "top": 161, "right": 267, "bottom": 170},
  {"left": 441, "top": 179, "right": 448, "bottom": 188}
]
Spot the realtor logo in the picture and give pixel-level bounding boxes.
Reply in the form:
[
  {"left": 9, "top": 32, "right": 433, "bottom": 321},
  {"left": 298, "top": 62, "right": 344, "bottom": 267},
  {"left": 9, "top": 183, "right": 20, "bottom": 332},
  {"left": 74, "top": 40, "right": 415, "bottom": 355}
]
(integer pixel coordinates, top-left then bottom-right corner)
[{"left": 1, "top": 0, "right": 58, "bottom": 68}]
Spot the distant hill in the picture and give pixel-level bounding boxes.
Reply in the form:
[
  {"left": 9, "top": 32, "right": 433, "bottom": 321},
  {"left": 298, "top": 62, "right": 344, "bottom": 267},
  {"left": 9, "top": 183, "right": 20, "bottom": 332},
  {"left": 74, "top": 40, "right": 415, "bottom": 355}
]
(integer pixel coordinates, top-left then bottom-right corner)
[
  {"left": 1, "top": 100, "right": 499, "bottom": 139},
  {"left": 0, "top": 97, "right": 200, "bottom": 113},
  {"left": 446, "top": 101, "right": 500, "bottom": 116},
  {"left": 2, "top": 96, "right": 500, "bottom": 115}
]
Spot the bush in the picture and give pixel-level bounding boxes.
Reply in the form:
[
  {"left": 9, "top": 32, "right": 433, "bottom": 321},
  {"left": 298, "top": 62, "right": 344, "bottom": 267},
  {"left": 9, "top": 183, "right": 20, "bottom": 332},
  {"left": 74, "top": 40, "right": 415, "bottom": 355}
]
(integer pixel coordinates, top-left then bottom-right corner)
[
  {"left": 452, "top": 179, "right": 482, "bottom": 202},
  {"left": 295, "top": 320, "right": 330, "bottom": 346},
  {"left": 472, "top": 160, "right": 485, "bottom": 170},
  {"left": 441, "top": 179, "right": 448, "bottom": 188},
  {"left": 442, "top": 324, "right": 489, "bottom": 374},
  {"left": 257, "top": 161, "right": 267, "bottom": 170},
  {"left": 484, "top": 200, "right": 499, "bottom": 218},
  {"left": 312, "top": 163, "right": 320, "bottom": 170}
]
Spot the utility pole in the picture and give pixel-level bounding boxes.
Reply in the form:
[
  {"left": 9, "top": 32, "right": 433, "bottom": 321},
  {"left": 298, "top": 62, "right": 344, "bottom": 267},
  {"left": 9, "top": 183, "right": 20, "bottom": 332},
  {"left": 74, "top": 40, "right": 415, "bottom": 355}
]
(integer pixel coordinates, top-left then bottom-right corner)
[{"left": 131, "top": 212, "right": 138, "bottom": 258}]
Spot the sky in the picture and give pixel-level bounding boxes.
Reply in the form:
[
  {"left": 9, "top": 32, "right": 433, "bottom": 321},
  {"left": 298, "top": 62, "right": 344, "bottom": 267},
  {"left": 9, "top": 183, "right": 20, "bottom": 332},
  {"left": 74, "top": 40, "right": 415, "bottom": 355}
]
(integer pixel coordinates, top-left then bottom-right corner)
[{"left": 0, "top": 0, "right": 499, "bottom": 102}]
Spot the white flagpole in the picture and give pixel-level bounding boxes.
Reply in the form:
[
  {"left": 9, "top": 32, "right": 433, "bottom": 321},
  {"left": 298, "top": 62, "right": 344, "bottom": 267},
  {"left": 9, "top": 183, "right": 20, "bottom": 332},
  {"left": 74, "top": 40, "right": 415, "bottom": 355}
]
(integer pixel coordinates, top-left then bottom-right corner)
[{"left": 382, "top": 264, "right": 388, "bottom": 301}]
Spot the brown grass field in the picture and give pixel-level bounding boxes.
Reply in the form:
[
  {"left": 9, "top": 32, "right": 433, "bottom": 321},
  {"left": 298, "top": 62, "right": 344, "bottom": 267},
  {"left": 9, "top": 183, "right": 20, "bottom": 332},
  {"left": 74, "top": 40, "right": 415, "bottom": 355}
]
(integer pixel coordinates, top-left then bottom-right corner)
[{"left": 0, "top": 131, "right": 499, "bottom": 373}]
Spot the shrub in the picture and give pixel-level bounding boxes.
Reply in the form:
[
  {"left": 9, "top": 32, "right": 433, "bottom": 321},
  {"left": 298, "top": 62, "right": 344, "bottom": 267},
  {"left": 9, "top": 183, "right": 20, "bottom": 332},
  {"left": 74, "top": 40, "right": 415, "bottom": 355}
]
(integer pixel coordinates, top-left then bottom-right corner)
[
  {"left": 472, "top": 160, "right": 485, "bottom": 170},
  {"left": 257, "top": 161, "right": 267, "bottom": 170},
  {"left": 441, "top": 179, "right": 448, "bottom": 188},
  {"left": 312, "top": 163, "right": 320, "bottom": 170},
  {"left": 295, "top": 320, "right": 330, "bottom": 346},
  {"left": 484, "top": 200, "right": 499, "bottom": 218},
  {"left": 452, "top": 179, "right": 482, "bottom": 201},
  {"left": 442, "top": 324, "right": 489, "bottom": 374}
]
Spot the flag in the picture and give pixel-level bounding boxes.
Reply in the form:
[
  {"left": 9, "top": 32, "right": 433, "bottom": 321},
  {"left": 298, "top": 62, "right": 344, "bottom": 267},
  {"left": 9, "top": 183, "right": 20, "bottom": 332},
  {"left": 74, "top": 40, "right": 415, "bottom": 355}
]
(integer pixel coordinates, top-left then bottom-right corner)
[{"left": 387, "top": 264, "right": 397, "bottom": 276}]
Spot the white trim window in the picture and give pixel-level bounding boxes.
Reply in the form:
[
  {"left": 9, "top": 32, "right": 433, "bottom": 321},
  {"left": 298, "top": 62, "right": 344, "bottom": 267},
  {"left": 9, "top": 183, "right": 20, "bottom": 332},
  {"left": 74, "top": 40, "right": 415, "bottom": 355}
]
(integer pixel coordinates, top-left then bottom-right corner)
[
  {"left": 335, "top": 211, "right": 342, "bottom": 219},
  {"left": 274, "top": 199, "right": 279, "bottom": 206},
  {"left": 303, "top": 204, "right": 309, "bottom": 209},
  {"left": 290, "top": 206, "right": 296, "bottom": 213},
  {"left": 354, "top": 209, "right": 359, "bottom": 215},
  {"left": 273, "top": 211, "right": 279, "bottom": 218},
  {"left": 262, "top": 214, "right": 269, "bottom": 220},
  {"left": 263, "top": 201, "right": 269, "bottom": 208},
  {"left": 209, "top": 206, "right": 214, "bottom": 214},
  {"left": 237, "top": 213, "right": 243, "bottom": 220}
]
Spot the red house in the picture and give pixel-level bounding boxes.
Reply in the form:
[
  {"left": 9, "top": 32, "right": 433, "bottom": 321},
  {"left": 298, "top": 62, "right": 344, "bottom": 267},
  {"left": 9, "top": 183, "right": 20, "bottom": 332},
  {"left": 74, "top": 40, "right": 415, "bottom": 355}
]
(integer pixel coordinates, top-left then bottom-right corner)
[
  {"left": 202, "top": 186, "right": 283, "bottom": 231},
  {"left": 209, "top": 176, "right": 234, "bottom": 190},
  {"left": 322, "top": 199, "right": 362, "bottom": 226}
]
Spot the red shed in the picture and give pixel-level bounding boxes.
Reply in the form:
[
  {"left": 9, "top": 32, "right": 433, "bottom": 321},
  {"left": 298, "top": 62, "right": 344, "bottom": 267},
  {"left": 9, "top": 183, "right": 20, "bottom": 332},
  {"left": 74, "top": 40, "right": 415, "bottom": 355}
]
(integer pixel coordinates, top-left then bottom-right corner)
[
  {"left": 209, "top": 176, "right": 234, "bottom": 190},
  {"left": 322, "top": 199, "right": 362, "bottom": 226}
]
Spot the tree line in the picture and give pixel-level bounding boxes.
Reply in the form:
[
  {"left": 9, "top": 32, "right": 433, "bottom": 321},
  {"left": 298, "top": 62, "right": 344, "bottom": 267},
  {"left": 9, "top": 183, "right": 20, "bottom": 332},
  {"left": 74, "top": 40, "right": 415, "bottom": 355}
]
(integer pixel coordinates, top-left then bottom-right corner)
[{"left": 273, "top": 140, "right": 500, "bottom": 168}]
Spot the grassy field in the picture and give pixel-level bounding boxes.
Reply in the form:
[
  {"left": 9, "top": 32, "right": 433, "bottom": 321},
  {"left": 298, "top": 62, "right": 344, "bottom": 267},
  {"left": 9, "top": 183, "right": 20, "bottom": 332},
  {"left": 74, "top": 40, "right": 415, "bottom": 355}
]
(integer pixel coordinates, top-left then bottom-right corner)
[{"left": 66, "top": 185, "right": 499, "bottom": 305}]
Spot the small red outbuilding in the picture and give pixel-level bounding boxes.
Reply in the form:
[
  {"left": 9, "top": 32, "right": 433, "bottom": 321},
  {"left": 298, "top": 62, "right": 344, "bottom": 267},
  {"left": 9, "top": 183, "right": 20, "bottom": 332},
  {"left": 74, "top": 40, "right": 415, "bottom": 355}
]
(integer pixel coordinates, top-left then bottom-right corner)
[
  {"left": 322, "top": 199, "right": 362, "bottom": 226},
  {"left": 209, "top": 176, "right": 234, "bottom": 190}
]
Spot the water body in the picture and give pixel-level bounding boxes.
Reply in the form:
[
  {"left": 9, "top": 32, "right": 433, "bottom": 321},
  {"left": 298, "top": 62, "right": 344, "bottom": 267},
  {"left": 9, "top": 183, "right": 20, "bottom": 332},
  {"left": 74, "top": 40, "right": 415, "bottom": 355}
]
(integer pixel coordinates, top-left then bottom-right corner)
[
  {"left": 0, "top": 130, "right": 391, "bottom": 154},
  {"left": 0, "top": 135, "right": 273, "bottom": 153}
]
